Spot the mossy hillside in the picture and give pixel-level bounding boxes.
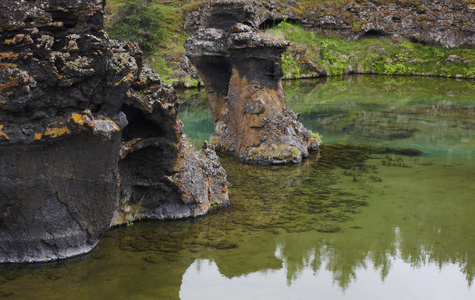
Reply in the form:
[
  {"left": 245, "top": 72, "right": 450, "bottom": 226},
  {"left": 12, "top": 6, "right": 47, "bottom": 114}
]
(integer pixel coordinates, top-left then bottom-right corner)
[{"left": 266, "top": 22, "right": 475, "bottom": 79}]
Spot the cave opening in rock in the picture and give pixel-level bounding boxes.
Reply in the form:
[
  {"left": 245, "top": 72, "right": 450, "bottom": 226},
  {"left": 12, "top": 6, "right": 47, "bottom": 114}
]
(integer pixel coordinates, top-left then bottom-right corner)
[
  {"left": 360, "top": 29, "right": 388, "bottom": 39},
  {"left": 121, "top": 104, "right": 165, "bottom": 141}
]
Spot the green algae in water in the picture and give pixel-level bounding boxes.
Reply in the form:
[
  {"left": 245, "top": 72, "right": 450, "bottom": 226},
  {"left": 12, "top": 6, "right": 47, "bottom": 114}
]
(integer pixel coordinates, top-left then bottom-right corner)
[{"left": 1, "top": 76, "right": 474, "bottom": 299}]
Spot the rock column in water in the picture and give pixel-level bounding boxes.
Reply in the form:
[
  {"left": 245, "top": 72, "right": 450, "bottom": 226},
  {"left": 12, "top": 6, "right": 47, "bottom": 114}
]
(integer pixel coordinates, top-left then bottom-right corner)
[{"left": 185, "top": 1, "right": 319, "bottom": 164}]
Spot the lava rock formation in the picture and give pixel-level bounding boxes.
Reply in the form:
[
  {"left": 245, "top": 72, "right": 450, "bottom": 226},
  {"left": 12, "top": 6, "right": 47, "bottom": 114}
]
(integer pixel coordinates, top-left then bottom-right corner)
[
  {"left": 185, "top": 2, "right": 319, "bottom": 164},
  {"left": 0, "top": 0, "right": 228, "bottom": 263}
]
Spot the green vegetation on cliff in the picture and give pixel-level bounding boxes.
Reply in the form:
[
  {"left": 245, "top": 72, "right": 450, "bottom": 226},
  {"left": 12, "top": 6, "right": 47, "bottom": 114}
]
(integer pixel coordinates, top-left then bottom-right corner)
[
  {"left": 106, "top": 0, "right": 475, "bottom": 86},
  {"left": 107, "top": 0, "right": 165, "bottom": 53},
  {"left": 268, "top": 21, "right": 475, "bottom": 79},
  {"left": 106, "top": 0, "right": 197, "bottom": 85}
]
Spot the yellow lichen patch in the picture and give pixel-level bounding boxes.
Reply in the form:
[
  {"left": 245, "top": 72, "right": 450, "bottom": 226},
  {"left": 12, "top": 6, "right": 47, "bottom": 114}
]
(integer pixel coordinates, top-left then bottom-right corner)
[
  {"left": 69, "top": 113, "right": 85, "bottom": 124},
  {"left": 22, "top": 52, "right": 33, "bottom": 59},
  {"left": 44, "top": 126, "right": 71, "bottom": 138},
  {"left": 0, "top": 52, "right": 19, "bottom": 61},
  {"left": 34, "top": 133, "right": 43, "bottom": 140},
  {"left": 68, "top": 112, "right": 86, "bottom": 131},
  {"left": 110, "top": 211, "right": 126, "bottom": 226},
  {"left": 116, "top": 71, "right": 136, "bottom": 86},
  {"left": 0, "top": 125, "right": 9, "bottom": 140},
  {"left": 113, "top": 121, "right": 120, "bottom": 131}
]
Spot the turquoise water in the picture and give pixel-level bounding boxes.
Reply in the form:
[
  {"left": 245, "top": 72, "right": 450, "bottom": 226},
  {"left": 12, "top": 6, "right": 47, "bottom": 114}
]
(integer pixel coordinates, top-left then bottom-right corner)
[{"left": 1, "top": 75, "right": 474, "bottom": 299}]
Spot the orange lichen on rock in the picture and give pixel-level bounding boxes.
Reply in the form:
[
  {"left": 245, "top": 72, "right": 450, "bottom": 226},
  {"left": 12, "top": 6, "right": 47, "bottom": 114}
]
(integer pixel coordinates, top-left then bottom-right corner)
[
  {"left": 34, "top": 133, "right": 42, "bottom": 140},
  {"left": 0, "top": 125, "right": 10, "bottom": 140},
  {"left": 68, "top": 113, "right": 87, "bottom": 129},
  {"left": 43, "top": 125, "right": 71, "bottom": 139}
]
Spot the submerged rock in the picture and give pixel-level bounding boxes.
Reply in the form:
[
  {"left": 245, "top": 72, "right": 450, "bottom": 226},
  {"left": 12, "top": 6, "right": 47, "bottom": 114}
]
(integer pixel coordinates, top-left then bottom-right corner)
[
  {"left": 0, "top": 0, "right": 228, "bottom": 263},
  {"left": 185, "top": 2, "right": 320, "bottom": 164}
]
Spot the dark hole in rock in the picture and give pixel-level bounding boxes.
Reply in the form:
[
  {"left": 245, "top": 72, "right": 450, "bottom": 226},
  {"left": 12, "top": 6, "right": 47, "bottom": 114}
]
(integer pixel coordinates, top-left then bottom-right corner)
[
  {"left": 242, "top": 21, "right": 254, "bottom": 27},
  {"left": 409, "top": 36, "right": 429, "bottom": 45},
  {"left": 51, "top": 11, "right": 77, "bottom": 28},
  {"left": 233, "top": 40, "right": 247, "bottom": 47},
  {"left": 360, "top": 29, "right": 388, "bottom": 39},
  {"left": 38, "top": 25, "right": 66, "bottom": 33},
  {"left": 197, "top": 56, "right": 232, "bottom": 98},
  {"left": 52, "top": 37, "right": 68, "bottom": 51},
  {"left": 121, "top": 105, "right": 165, "bottom": 140},
  {"left": 24, "top": 17, "right": 34, "bottom": 24},
  {"left": 208, "top": 12, "right": 241, "bottom": 29}
]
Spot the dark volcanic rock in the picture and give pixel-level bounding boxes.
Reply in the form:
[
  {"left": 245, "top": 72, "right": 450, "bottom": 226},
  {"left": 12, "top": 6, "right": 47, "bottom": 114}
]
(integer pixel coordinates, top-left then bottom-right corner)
[
  {"left": 183, "top": 0, "right": 475, "bottom": 49},
  {"left": 0, "top": 0, "right": 229, "bottom": 263},
  {"left": 0, "top": 131, "right": 121, "bottom": 262},
  {"left": 112, "top": 49, "right": 229, "bottom": 223},
  {"left": 340, "top": 0, "right": 475, "bottom": 49},
  {"left": 185, "top": 6, "right": 320, "bottom": 164}
]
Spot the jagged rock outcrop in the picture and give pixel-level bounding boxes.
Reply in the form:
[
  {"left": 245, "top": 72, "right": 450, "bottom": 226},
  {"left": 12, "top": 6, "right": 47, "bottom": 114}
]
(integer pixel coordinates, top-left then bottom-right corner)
[
  {"left": 184, "top": 0, "right": 475, "bottom": 49},
  {"left": 185, "top": 3, "right": 320, "bottom": 164},
  {"left": 0, "top": 0, "right": 228, "bottom": 263}
]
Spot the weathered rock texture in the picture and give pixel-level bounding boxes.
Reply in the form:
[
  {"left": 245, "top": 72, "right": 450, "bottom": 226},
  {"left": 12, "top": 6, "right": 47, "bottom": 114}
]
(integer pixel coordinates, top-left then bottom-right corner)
[
  {"left": 184, "top": 0, "right": 475, "bottom": 49},
  {"left": 0, "top": 0, "right": 228, "bottom": 263},
  {"left": 185, "top": 2, "right": 319, "bottom": 164}
]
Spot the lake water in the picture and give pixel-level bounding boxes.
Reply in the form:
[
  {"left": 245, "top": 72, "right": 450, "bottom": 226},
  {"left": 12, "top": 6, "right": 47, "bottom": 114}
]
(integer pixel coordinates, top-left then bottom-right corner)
[{"left": 1, "top": 75, "right": 474, "bottom": 299}]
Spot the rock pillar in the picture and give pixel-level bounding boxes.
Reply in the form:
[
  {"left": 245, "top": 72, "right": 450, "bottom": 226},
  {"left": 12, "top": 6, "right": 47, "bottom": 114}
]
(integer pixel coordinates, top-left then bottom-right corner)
[{"left": 185, "top": 23, "right": 319, "bottom": 164}]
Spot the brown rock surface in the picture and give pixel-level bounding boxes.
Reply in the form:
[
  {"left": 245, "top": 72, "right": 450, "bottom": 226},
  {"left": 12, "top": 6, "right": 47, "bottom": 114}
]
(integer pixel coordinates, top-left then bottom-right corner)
[{"left": 185, "top": 4, "right": 320, "bottom": 164}]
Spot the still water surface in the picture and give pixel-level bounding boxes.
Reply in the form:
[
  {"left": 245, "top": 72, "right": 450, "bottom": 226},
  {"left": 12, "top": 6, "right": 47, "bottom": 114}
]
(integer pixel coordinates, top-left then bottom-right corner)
[{"left": 1, "top": 76, "right": 474, "bottom": 299}]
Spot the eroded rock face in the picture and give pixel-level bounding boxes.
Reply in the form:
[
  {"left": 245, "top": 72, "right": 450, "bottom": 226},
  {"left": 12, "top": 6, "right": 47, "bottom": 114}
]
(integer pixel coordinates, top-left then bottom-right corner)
[
  {"left": 184, "top": 0, "right": 475, "bottom": 49},
  {"left": 185, "top": 8, "right": 319, "bottom": 164},
  {"left": 341, "top": 0, "right": 475, "bottom": 49},
  {"left": 110, "top": 45, "right": 229, "bottom": 224},
  {"left": 0, "top": 0, "right": 228, "bottom": 263}
]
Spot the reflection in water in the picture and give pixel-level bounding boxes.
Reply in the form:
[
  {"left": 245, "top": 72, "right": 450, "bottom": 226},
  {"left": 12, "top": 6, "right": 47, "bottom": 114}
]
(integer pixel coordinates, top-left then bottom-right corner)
[
  {"left": 1, "top": 76, "right": 474, "bottom": 299},
  {"left": 181, "top": 257, "right": 471, "bottom": 300}
]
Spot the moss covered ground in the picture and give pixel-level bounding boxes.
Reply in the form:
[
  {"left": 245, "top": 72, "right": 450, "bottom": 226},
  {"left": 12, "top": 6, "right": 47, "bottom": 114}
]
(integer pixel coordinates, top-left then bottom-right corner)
[{"left": 267, "top": 21, "right": 475, "bottom": 79}]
